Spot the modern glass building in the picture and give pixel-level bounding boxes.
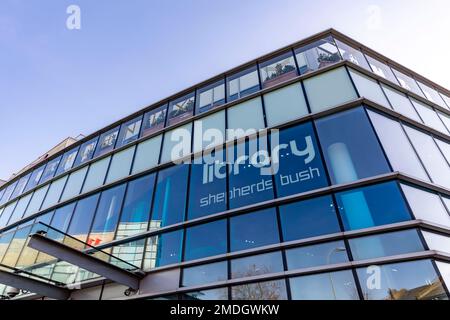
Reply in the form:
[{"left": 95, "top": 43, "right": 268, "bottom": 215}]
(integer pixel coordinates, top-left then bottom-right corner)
[{"left": 0, "top": 29, "right": 450, "bottom": 300}]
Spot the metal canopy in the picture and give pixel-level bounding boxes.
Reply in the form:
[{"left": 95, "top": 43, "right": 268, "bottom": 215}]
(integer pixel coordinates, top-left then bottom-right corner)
[
  {"left": 0, "top": 268, "right": 70, "bottom": 300},
  {"left": 28, "top": 234, "right": 143, "bottom": 290}
]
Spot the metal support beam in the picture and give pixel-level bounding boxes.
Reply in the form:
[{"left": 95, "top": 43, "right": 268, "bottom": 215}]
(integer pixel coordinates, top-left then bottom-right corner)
[
  {"left": 28, "top": 234, "right": 142, "bottom": 290},
  {"left": 0, "top": 270, "right": 70, "bottom": 300}
]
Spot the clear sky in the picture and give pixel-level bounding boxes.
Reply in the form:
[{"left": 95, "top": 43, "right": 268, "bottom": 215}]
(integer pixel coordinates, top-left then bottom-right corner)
[{"left": 0, "top": 0, "right": 449, "bottom": 180}]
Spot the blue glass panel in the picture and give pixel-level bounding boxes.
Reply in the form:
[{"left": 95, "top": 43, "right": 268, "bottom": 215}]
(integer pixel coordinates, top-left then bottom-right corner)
[
  {"left": 153, "top": 230, "right": 183, "bottom": 267},
  {"left": 286, "top": 240, "right": 348, "bottom": 270},
  {"left": 184, "top": 220, "right": 227, "bottom": 261},
  {"left": 94, "top": 126, "right": 120, "bottom": 157},
  {"left": 56, "top": 146, "right": 80, "bottom": 176},
  {"left": 116, "top": 116, "right": 142, "bottom": 148},
  {"left": 48, "top": 203, "right": 76, "bottom": 241},
  {"left": 39, "top": 156, "right": 63, "bottom": 184},
  {"left": 231, "top": 251, "right": 284, "bottom": 279},
  {"left": 141, "top": 105, "right": 167, "bottom": 137},
  {"left": 74, "top": 136, "right": 99, "bottom": 167},
  {"left": 66, "top": 194, "right": 99, "bottom": 242},
  {"left": 182, "top": 261, "right": 227, "bottom": 287},
  {"left": 24, "top": 164, "right": 46, "bottom": 193}
]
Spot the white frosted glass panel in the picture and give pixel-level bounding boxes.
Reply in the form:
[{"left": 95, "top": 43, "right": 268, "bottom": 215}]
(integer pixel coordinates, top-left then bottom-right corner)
[
  {"left": 264, "top": 82, "right": 309, "bottom": 127},
  {"left": 41, "top": 176, "right": 68, "bottom": 210},
  {"left": 438, "top": 112, "right": 450, "bottom": 133},
  {"left": 436, "top": 261, "right": 450, "bottom": 290},
  {"left": 434, "top": 138, "right": 450, "bottom": 164},
  {"left": 411, "top": 98, "right": 449, "bottom": 134},
  {"left": 367, "top": 111, "right": 429, "bottom": 181},
  {"left": 400, "top": 184, "right": 450, "bottom": 227},
  {"left": 60, "top": 167, "right": 88, "bottom": 202},
  {"left": 106, "top": 146, "right": 135, "bottom": 184},
  {"left": 82, "top": 157, "right": 111, "bottom": 193},
  {"left": 160, "top": 123, "right": 192, "bottom": 164},
  {"left": 422, "top": 231, "right": 450, "bottom": 254},
  {"left": 132, "top": 135, "right": 162, "bottom": 174},
  {"left": 24, "top": 185, "right": 49, "bottom": 217},
  {"left": 349, "top": 69, "right": 389, "bottom": 107},
  {"left": 304, "top": 67, "right": 357, "bottom": 113},
  {"left": 193, "top": 111, "right": 225, "bottom": 153},
  {"left": 404, "top": 126, "right": 450, "bottom": 189},
  {"left": 382, "top": 85, "right": 421, "bottom": 122},
  {"left": 227, "top": 97, "right": 265, "bottom": 140}
]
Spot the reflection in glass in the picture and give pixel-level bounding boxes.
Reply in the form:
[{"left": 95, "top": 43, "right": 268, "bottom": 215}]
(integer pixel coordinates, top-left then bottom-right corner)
[
  {"left": 0, "top": 181, "right": 18, "bottom": 206},
  {"left": 144, "top": 230, "right": 183, "bottom": 269},
  {"left": 260, "top": 51, "right": 297, "bottom": 89},
  {"left": 184, "top": 220, "right": 227, "bottom": 261},
  {"left": 116, "top": 116, "right": 142, "bottom": 148},
  {"left": 196, "top": 80, "right": 225, "bottom": 114},
  {"left": 23, "top": 185, "right": 49, "bottom": 218},
  {"left": 66, "top": 194, "right": 99, "bottom": 247},
  {"left": 286, "top": 241, "right": 348, "bottom": 270},
  {"left": 295, "top": 36, "right": 341, "bottom": 75},
  {"left": 39, "top": 156, "right": 63, "bottom": 184},
  {"left": 365, "top": 55, "right": 397, "bottom": 83},
  {"left": 74, "top": 136, "right": 99, "bottom": 167},
  {"left": 10, "top": 173, "right": 31, "bottom": 199},
  {"left": 94, "top": 127, "right": 120, "bottom": 157},
  {"left": 60, "top": 167, "right": 88, "bottom": 202},
  {"left": 417, "top": 81, "right": 448, "bottom": 109},
  {"left": 231, "top": 251, "right": 284, "bottom": 279},
  {"left": 227, "top": 65, "right": 260, "bottom": 102},
  {"left": 334, "top": 39, "right": 370, "bottom": 70},
  {"left": 82, "top": 156, "right": 111, "bottom": 193},
  {"left": 141, "top": 105, "right": 167, "bottom": 137},
  {"left": 24, "top": 165, "right": 46, "bottom": 193},
  {"left": 56, "top": 147, "right": 79, "bottom": 176},
  {"left": 182, "top": 261, "right": 227, "bottom": 287},
  {"left": 182, "top": 288, "right": 228, "bottom": 300},
  {"left": 231, "top": 279, "right": 287, "bottom": 300},
  {"left": 168, "top": 93, "right": 195, "bottom": 126},
  {"left": 391, "top": 68, "right": 424, "bottom": 97}
]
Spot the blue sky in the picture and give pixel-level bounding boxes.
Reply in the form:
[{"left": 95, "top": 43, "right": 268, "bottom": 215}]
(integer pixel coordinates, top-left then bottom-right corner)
[{"left": 0, "top": 0, "right": 449, "bottom": 180}]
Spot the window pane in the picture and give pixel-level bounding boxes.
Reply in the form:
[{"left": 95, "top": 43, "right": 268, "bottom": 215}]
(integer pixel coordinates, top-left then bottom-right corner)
[
  {"left": 182, "top": 288, "right": 228, "bottom": 300},
  {"left": 231, "top": 251, "right": 284, "bottom": 279},
  {"left": 151, "top": 165, "right": 188, "bottom": 228},
  {"left": 435, "top": 138, "right": 450, "bottom": 164},
  {"left": 56, "top": 147, "right": 79, "bottom": 176},
  {"left": 280, "top": 195, "right": 340, "bottom": 241},
  {"left": 274, "top": 122, "right": 329, "bottom": 197},
  {"left": 231, "top": 279, "right": 287, "bottom": 300},
  {"left": 24, "top": 164, "right": 46, "bottom": 193},
  {"left": 349, "top": 69, "right": 389, "bottom": 107},
  {"left": 0, "top": 231, "right": 14, "bottom": 262},
  {"left": 10, "top": 173, "right": 31, "bottom": 199},
  {"left": 226, "top": 97, "right": 265, "bottom": 140},
  {"left": 188, "top": 150, "right": 227, "bottom": 220},
  {"left": 304, "top": 67, "right": 357, "bottom": 113},
  {"left": 334, "top": 39, "right": 370, "bottom": 70},
  {"left": 184, "top": 219, "right": 227, "bottom": 261},
  {"left": 417, "top": 81, "right": 448, "bottom": 109},
  {"left": 336, "top": 181, "right": 412, "bottom": 231},
  {"left": 400, "top": 184, "right": 450, "bottom": 227},
  {"left": 1, "top": 224, "right": 33, "bottom": 267},
  {"left": 8, "top": 194, "right": 32, "bottom": 225},
  {"left": 367, "top": 110, "right": 429, "bottom": 181},
  {"left": 132, "top": 135, "right": 162, "bottom": 174},
  {"left": 193, "top": 110, "right": 225, "bottom": 153},
  {"left": 316, "top": 107, "right": 390, "bottom": 184},
  {"left": 40, "top": 156, "right": 62, "bottom": 184},
  {"left": 168, "top": 93, "right": 195, "bottom": 126},
  {"left": 411, "top": 98, "right": 448, "bottom": 134},
  {"left": 0, "top": 201, "right": 17, "bottom": 228},
  {"left": 227, "top": 137, "right": 274, "bottom": 209},
  {"left": 116, "top": 116, "right": 142, "bottom": 148},
  {"left": 357, "top": 260, "right": 448, "bottom": 300},
  {"left": 286, "top": 240, "right": 348, "bottom": 270},
  {"left": 436, "top": 261, "right": 450, "bottom": 293},
  {"left": 48, "top": 203, "right": 76, "bottom": 240},
  {"left": 260, "top": 51, "right": 297, "bottom": 89},
  {"left": 89, "top": 184, "right": 126, "bottom": 245},
  {"left": 196, "top": 80, "right": 225, "bottom": 114},
  {"left": 365, "top": 55, "right": 397, "bottom": 83},
  {"left": 105, "top": 146, "right": 135, "bottom": 184},
  {"left": 116, "top": 174, "right": 155, "bottom": 239},
  {"left": 141, "top": 105, "right": 167, "bottom": 137},
  {"left": 160, "top": 123, "right": 192, "bottom": 164},
  {"left": 82, "top": 156, "right": 111, "bottom": 193},
  {"left": 391, "top": 68, "right": 424, "bottom": 97},
  {"left": 422, "top": 231, "right": 450, "bottom": 254},
  {"left": 74, "top": 136, "right": 99, "bottom": 167},
  {"left": 440, "top": 92, "right": 450, "bottom": 109},
  {"left": 41, "top": 176, "right": 67, "bottom": 210},
  {"left": 66, "top": 194, "right": 99, "bottom": 245},
  {"left": 182, "top": 261, "right": 227, "bottom": 287},
  {"left": 404, "top": 125, "right": 450, "bottom": 189},
  {"left": 60, "top": 167, "right": 88, "bottom": 202},
  {"left": 264, "top": 82, "right": 309, "bottom": 127},
  {"left": 438, "top": 112, "right": 450, "bottom": 133},
  {"left": 230, "top": 208, "right": 279, "bottom": 252},
  {"left": 290, "top": 270, "right": 359, "bottom": 300},
  {"left": 227, "top": 65, "right": 260, "bottom": 102},
  {"left": 23, "top": 185, "right": 49, "bottom": 218},
  {"left": 349, "top": 229, "right": 424, "bottom": 260},
  {"left": 94, "top": 127, "right": 120, "bottom": 157},
  {"left": 382, "top": 84, "right": 421, "bottom": 122},
  {"left": 0, "top": 181, "right": 18, "bottom": 206},
  {"left": 110, "top": 239, "right": 145, "bottom": 269},
  {"left": 144, "top": 230, "right": 183, "bottom": 269},
  {"left": 295, "top": 36, "right": 341, "bottom": 75}
]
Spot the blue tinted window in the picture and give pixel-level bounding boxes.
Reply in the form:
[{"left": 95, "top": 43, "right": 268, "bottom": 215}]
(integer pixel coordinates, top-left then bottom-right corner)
[
  {"left": 336, "top": 181, "right": 412, "bottom": 231},
  {"left": 274, "top": 122, "right": 328, "bottom": 197},
  {"left": 152, "top": 165, "right": 189, "bottom": 228},
  {"left": 141, "top": 105, "right": 167, "bottom": 137},
  {"left": 56, "top": 147, "right": 79, "bottom": 176},
  {"left": 116, "top": 116, "right": 142, "bottom": 148},
  {"left": 89, "top": 184, "right": 126, "bottom": 245},
  {"left": 0, "top": 181, "right": 18, "bottom": 206},
  {"left": 286, "top": 240, "right": 348, "bottom": 270},
  {"left": 74, "top": 136, "right": 98, "bottom": 166},
  {"left": 0, "top": 231, "right": 14, "bottom": 262},
  {"left": 349, "top": 229, "right": 424, "bottom": 260},
  {"left": 231, "top": 251, "right": 284, "bottom": 279},
  {"left": 230, "top": 208, "right": 279, "bottom": 252},
  {"left": 48, "top": 203, "right": 76, "bottom": 240},
  {"left": 182, "top": 261, "right": 227, "bottom": 287},
  {"left": 168, "top": 93, "right": 195, "bottom": 126},
  {"left": 228, "top": 138, "right": 274, "bottom": 209},
  {"left": 279, "top": 195, "right": 341, "bottom": 241},
  {"left": 188, "top": 150, "right": 227, "bottom": 220},
  {"left": 149, "top": 230, "right": 183, "bottom": 267},
  {"left": 116, "top": 174, "right": 156, "bottom": 238},
  {"left": 183, "top": 288, "right": 228, "bottom": 300},
  {"left": 39, "top": 156, "right": 62, "bottom": 184},
  {"left": 10, "top": 173, "right": 31, "bottom": 199},
  {"left": 231, "top": 279, "right": 288, "bottom": 300},
  {"left": 66, "top": 194, "right": 99, "bottom": 243},
  {"left": 184, "top": 220, "right": 227, "bottom": 261},
  {"left": 94, "top": 126, "right": 120, "bottom": 157},
  {"left": 315, "top": 107, "right": 391, "bottom": 184},
  {"left": 24, "top": 164, "right": 46, "bottom": 193}
]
